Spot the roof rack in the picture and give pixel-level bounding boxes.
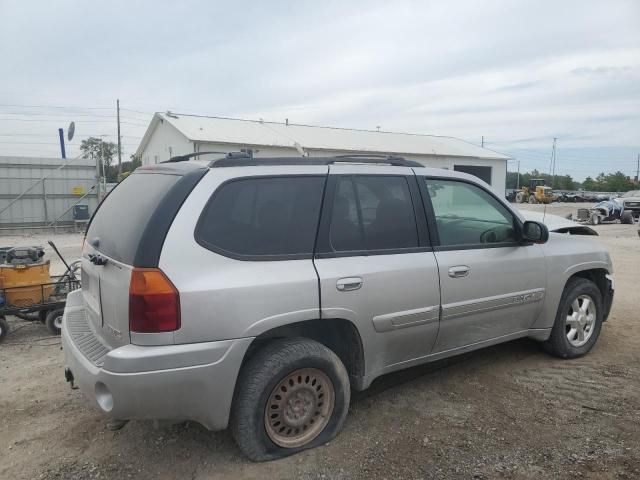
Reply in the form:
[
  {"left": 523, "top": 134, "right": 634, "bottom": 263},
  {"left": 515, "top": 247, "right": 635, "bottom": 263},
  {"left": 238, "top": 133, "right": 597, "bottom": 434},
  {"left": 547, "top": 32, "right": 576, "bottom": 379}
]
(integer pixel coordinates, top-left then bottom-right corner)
[
  {"left": 163, "top": 151, "right": 230, "bottom": 163},
  {"left": 165, "top": 151, "right": 255, "bottom": 163},
  {"left": 209, "top": 153, "right": 422, "bottom": 168}
]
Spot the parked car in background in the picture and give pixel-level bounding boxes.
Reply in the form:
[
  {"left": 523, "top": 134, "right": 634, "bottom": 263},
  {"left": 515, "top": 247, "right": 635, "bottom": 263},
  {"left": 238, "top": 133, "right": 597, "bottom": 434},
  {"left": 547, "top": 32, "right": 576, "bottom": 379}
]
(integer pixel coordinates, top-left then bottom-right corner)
[
  {"left": 618, "top": 190, "right": 640, "bottom": 222},
  {"left": 62, "top": 153, "right": 614, "bottom": 461}
]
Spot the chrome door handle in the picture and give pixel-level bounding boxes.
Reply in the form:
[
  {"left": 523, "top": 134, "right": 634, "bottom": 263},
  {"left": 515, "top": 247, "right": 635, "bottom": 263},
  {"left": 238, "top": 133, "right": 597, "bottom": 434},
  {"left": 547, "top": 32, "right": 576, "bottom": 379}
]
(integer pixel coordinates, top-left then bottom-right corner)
[
  {"left": 448, "top": 266, "right": 470, "bottom": 278},
  {"left": 336, "top": 277, "right": 363, "bottom": 292}
]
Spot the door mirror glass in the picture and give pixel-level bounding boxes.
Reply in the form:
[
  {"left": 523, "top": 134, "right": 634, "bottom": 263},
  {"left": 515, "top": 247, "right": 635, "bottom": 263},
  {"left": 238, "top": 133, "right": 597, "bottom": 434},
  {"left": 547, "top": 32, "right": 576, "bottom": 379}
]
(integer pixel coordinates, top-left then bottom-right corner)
[{"left": 522, "top": 221, "right": 549, "bottom": 244}]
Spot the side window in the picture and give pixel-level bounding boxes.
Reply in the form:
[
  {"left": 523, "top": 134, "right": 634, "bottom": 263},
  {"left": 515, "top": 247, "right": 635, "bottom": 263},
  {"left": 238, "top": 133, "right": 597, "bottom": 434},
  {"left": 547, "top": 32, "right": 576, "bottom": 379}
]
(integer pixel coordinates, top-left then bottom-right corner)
[
  {"left": 196, "top": 176, "right": 325, "bottom": 258},
  {"left": 425, "top": 178, "right": 518, "bottom": 247},
  {"left": 329, "top": 176, "right": 419, "bottom": 252}
]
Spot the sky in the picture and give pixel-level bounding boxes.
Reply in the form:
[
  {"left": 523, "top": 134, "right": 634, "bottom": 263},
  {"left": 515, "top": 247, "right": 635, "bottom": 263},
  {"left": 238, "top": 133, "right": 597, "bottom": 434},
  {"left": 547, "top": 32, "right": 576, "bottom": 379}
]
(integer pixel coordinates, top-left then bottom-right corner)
[{"left": 0, "top": 0, "right": 638, "bottom": 180}]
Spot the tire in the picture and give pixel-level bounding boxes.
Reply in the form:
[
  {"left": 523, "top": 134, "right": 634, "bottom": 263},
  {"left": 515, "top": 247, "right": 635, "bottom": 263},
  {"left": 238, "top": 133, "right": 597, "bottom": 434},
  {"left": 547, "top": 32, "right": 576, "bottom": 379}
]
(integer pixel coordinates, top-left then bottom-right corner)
[
  {"left": 39, "top": 309, "right": 49, "bottom": 323},
  {"left": 0, "top": 316, "right": 8, "bottom": 343},
  {"left": 529, "top": 195, "right": 537, "bottom": 204},
  {"left": 45, "top": 308, "right": 64, "bottom": 335},
  {"left": 590, "top": 213, "right": 601, "bottom": 225},
  {"left": 543, "top": 278, "right": 603, "bottom": 359},
  {"left": 620, "top": 210, "right": 634, "bottom": 224},
  {"left": 230, "top": 338, "right": 350, "bottom": 461},
  {"left": 515, "top": 192, "right": 525, "bottom": 203}
]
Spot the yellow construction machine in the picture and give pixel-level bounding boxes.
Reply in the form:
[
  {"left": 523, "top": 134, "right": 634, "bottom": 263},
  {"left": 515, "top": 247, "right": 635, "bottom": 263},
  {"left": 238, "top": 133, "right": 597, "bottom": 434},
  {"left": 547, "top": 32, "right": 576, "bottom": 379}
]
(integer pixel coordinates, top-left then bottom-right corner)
[{"left": 515, "top": 179, "right": 554, "bottom": 204}]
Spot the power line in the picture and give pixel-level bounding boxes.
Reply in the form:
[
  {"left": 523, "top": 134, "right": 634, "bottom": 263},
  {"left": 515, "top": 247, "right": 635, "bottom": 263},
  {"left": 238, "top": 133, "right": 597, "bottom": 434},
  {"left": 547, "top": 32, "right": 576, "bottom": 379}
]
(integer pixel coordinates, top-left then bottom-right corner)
[
  {"left": 0, "top": 133, "right": 142, "bottom": 138},
  {"left": 0, "top": 103, "right": 154, "bottom": 115},
  {"left": 0, "top": 111, "right": 117, "bottom": 118},
  {"left": 0, "top": 118, "right": 148, "bottom": 126}
]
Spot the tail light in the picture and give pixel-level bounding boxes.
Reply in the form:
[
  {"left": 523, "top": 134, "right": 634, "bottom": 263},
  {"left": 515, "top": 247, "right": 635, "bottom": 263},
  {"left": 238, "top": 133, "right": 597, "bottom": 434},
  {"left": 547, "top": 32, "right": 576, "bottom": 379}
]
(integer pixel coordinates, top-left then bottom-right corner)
[{"left": 129, "top": 268, "right": 180, "bottom": 333}]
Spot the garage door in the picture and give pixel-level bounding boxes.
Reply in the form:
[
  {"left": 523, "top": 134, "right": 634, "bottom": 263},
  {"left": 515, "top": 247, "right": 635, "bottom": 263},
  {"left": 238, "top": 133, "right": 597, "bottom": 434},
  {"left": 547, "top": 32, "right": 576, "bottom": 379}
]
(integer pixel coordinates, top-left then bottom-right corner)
[{"left": 453, "top": 165, "right": 492, "bottom": 185}]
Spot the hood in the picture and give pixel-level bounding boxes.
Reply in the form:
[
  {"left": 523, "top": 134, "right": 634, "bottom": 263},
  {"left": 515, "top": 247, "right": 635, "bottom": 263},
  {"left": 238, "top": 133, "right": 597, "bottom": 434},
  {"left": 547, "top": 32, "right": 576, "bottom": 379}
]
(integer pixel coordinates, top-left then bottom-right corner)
[{"left": 520, "top": 210, "right": 598, "bottom": 236}]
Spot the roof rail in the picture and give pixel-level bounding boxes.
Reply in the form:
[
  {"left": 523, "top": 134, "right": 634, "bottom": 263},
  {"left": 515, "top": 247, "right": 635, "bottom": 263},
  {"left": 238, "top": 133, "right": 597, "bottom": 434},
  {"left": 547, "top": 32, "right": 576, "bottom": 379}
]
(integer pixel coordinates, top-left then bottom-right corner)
[
  {"left": 209, "top": 154, "right": 422, "bottom": 168},
  {"left": 163, "top": 151, "right": 228, "bottom": 163}
]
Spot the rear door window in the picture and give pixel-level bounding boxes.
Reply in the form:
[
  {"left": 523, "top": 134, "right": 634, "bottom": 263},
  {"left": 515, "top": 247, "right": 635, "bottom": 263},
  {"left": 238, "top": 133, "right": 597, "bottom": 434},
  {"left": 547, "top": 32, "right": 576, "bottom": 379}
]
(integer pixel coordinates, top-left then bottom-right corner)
[
  {"left": 196, "top": 176, "right": 326, "bottom": 258},
  {"left": 86, "top": 173, "right": 180, "bottom": 265},
  {"left": 329, "top": 175, "right": 419, "bottom": 252}
]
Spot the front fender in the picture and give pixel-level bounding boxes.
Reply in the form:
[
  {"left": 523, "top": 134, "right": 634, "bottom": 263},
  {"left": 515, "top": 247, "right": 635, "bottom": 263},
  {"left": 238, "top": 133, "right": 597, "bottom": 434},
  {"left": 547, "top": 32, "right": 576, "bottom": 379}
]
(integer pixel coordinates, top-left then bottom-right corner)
[{"left": 531, "top": 234, "right": 613, "bottom": 330}]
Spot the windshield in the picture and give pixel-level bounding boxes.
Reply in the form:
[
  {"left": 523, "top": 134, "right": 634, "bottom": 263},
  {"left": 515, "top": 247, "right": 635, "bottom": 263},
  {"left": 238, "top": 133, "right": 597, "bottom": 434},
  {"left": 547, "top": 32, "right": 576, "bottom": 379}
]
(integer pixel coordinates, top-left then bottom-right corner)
[{"left": 622, "top": 190, "right": 640, "bottom": 198}]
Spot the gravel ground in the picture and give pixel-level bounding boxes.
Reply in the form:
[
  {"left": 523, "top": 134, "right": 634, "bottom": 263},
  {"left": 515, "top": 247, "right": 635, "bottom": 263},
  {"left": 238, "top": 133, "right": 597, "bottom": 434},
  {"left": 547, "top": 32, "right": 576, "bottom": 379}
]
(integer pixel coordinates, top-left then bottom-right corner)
[{"left": 1, "top": 209, "right": 639, "bottom": 480}]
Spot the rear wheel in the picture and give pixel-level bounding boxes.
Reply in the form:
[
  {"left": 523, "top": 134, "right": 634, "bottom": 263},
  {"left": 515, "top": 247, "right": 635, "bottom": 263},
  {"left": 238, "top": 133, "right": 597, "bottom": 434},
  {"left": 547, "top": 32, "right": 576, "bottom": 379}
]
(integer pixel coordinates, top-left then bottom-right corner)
[
  {"left": 0, "top": 316, "right": 8, "bottom": 343},
  {"left": 515, "top": 192, "right": 525, "bottom": 203},
  {"left": 45, "top": 308, "right": 64, "bottom": 335},
  {"left": 620, "top": 210, "right": 634, "bottom": 224},
  {"left": 230, "top": 338, "right": 350, "bottom": 461},
  {"left": 529, "top": 194, "right": 537, "bottom": 204},
  {"left": 543, "top": 278, "right": 603, "bottom": 358}
]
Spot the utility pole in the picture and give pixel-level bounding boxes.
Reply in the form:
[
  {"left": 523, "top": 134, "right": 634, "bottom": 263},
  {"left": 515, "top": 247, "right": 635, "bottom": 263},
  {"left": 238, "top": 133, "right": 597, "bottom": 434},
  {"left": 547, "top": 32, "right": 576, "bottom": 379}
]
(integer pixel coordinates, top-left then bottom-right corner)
[
  {"left": 636, "top": 153, "right": 639, "bottom": 183},
  {"left": 517, "top": 160, "right": 521, "bottom": 189},
  {"left": 117, "top": 99, "right": 122, "bottom": 177},
  {"left": 548, "top": 137, "right": 557, "bottom": 188},
  {"left": 481, "top": 136, "right": 484, "bottom": 148}
]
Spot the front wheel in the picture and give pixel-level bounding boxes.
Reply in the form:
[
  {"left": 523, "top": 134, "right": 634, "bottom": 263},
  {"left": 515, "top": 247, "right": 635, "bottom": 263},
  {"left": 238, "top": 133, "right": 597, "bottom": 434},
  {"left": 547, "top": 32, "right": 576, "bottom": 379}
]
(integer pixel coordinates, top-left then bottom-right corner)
[
  {"left": 230, "top": 338, "right": 350, "bottom": 461},
  {"left": 543, "top": 278, "right": 603, "bottom": 358},
  {"left": 529, "top": 194, "right": 537, "bottom": 204}
]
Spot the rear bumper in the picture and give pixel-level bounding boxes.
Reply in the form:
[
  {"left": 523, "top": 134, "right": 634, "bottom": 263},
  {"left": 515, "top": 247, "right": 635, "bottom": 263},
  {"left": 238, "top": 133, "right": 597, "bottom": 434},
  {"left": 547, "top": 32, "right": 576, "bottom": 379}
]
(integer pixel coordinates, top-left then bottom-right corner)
[{"left": 61, "top": 292, "right": 253, "bottom": 430}]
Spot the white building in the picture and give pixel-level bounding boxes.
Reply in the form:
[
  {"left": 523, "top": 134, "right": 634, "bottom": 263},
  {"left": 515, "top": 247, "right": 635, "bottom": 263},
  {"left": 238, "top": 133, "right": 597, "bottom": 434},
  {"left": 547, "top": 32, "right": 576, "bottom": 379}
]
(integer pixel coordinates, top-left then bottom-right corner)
[{"left": 136, "top": 112, "right": 510, "bottom": 193}]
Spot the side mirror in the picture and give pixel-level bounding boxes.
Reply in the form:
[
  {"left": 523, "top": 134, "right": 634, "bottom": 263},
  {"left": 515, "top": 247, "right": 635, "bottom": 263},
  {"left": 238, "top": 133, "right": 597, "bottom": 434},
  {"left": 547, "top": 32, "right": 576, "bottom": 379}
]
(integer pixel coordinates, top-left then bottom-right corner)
[{"left": 522, "top": 221, "right": 549, "bottom": 244}]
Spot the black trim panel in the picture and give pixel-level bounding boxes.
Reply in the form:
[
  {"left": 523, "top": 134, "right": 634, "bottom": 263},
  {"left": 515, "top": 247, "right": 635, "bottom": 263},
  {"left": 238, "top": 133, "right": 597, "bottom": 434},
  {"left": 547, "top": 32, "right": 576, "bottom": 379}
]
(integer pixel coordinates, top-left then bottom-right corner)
[{"left": 133, "top": 168, "right": 208, "bottom": 267}]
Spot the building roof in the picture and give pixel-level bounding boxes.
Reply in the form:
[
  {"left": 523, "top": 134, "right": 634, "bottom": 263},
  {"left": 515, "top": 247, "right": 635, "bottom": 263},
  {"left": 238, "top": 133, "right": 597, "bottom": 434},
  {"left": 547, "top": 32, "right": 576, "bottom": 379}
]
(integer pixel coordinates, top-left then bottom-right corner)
[{"left": 136, "top": 112, "right": 510, "bottom": 161}]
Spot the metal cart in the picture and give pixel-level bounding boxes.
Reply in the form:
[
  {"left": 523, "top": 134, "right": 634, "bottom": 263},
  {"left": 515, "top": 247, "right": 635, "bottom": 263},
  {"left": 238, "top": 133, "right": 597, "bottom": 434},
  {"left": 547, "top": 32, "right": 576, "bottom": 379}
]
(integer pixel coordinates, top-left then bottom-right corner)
[{"left": 0, "top": 241, "right": 80, "bottom": 343}]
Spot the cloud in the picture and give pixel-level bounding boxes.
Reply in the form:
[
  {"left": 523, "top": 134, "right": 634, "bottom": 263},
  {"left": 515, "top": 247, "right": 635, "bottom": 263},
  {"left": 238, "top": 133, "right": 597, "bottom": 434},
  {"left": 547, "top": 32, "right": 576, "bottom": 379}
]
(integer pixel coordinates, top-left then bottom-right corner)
[
  {"left": 571, "top": 66, "right": 633, "bottom": 77},
  {"left": 0, "top": 0, "right": 638, "bottom": 179}
]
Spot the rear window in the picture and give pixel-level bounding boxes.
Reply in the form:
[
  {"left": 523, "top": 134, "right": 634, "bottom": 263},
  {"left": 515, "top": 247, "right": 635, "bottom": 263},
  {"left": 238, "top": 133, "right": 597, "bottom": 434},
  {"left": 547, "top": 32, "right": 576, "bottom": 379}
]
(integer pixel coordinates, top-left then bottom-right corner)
[
  {"left": 86, "top": 173, "right": 180, "bottom": 264},
  {"left": 196, "top": 176, "right": 325, "bottom": 258}
]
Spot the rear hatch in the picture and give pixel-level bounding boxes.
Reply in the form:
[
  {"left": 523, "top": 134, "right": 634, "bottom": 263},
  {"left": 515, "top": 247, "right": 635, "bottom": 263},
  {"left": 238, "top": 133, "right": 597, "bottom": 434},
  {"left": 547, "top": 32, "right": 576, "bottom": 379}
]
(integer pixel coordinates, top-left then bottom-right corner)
[{"left": 81, "top": 165, "right": 206, "bottom": 348}]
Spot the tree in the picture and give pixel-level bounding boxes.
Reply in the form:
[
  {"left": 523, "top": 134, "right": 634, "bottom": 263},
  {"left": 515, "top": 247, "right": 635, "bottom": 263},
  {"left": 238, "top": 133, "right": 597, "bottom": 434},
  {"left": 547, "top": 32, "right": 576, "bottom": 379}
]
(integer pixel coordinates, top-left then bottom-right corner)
[
  {"left": 115, "top": 154, "right": 142, "bottom": 181},
  {"left": 602, "top": 171, "right": 634, "bottom": 192},
  {"left": 506, "top": 170, "right": 576, "bottom": 191},
  {"left": 79, "top": 137, "right": 118, "bottom": 169},
  {"left": 582, "top": 176, "right": 597, "bottom": 191}
]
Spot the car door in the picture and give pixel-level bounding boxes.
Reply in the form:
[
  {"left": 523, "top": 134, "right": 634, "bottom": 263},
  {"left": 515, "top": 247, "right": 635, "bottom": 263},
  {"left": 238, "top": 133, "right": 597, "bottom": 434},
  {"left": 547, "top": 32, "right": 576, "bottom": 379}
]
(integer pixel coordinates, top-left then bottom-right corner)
[
  {"left": 313, "top": 165, "right": 441, "bottom": 381},
  {"left": 419, "top": 176, "right": 547, "bottom": 352}
]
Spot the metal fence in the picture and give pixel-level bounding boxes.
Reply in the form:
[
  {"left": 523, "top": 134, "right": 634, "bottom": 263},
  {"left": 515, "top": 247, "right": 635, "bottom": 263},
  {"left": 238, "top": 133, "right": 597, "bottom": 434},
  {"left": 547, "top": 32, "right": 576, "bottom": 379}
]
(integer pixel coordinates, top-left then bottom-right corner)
[{"left": 0, "top": 156, "right": 99, "bottom": 232}]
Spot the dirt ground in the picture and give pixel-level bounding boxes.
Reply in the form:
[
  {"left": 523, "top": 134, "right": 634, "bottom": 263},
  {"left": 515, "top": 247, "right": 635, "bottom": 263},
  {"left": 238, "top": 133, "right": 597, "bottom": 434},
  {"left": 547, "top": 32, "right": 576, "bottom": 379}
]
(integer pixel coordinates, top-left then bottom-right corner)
[{"left": 1, "top": 206, "right": 639, "bottom": 480}]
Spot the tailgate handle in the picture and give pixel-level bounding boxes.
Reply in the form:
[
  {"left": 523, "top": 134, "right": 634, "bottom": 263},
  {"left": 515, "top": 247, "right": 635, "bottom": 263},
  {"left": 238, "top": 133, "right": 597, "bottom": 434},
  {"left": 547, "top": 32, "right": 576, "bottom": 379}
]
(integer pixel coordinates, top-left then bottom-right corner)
[
  {"left": 337, "top": 277, "right": 363, "bottom": 292},
  {"left": 88, "top": 253, "right": 108, "bottom": 266}
]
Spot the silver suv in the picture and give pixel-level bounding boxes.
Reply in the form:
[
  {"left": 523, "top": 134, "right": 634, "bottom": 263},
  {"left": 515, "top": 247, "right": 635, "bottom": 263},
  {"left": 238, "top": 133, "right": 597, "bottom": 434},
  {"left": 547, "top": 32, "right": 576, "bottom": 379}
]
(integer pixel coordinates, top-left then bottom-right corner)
[{"left": 62, "top": 154, "right": 614, "bottom": 461}]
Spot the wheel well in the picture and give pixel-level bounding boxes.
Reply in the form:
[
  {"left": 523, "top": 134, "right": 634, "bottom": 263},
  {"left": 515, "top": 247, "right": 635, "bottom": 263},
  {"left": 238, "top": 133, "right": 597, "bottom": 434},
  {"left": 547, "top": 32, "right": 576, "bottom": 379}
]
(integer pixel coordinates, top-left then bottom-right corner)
[
  {"left": 242, "top": 318, "right": 365, "bottom": 387},
  {"left": 567, "top": 269, "right": 611, "bottom": 319}
]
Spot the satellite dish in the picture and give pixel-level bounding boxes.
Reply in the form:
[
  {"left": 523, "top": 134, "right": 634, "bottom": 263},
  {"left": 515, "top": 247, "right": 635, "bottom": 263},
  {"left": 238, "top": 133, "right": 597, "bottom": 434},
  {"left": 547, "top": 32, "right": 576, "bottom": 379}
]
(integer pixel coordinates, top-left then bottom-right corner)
[{"left": 68, "top": 121, "right": 75, "bottom": 141}]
